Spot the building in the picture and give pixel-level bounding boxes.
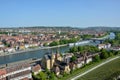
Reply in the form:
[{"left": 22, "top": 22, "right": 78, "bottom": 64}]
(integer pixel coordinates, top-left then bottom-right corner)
[
  {"left": 41, "top": 53, "right": 55, "bottom": 70},
  {"left": 41, "top": 51, "right": 63, "bottom": 70},
  {"left": 98, "top": 43, "right": 111, "bottom": 49},
  {"left": 32, "top": 64, "right": 41, "bottom": 75},
  {"left": 52, "top": 66, "right": 60, "bottom": 76},
  {"left": 6, "top": 63, "right": 32, "bottom": 80},
  {"left": 69, "top": 62, "right": 76, "bottom": 71},
  {"left": 74, "top": 53, "right": 93, "bottom": 68},
  {"left": 0, "top": 68, "right": 6, "bottom": 80},
  {"left": 55, "top": 52, "right": 62, "bottom": 61},
  {"left": 76, "top": 57, "right": 85, "bottom": 68},
  {"left": 55, "top": 60, "right": 70, "bottom": 74},
  {"left": 85, "top": 55, "right": 93, "bottom": 64},
  {"left": 63, "top": 53, "right": 73, "bottom": 64}
]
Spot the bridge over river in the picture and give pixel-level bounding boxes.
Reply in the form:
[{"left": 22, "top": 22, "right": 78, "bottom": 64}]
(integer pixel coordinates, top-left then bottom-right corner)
[{"left": 90, "top": 35, "right": 110, "bottom": 43}]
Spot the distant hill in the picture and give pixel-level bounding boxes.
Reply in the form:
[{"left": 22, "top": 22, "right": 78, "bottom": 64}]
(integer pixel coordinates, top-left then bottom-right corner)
[
  {"left": 0, "top": 26, "right": 120, "bottom": 32},
  {"left": 84, "top": 27, "right": 120, "bottom": 31}
]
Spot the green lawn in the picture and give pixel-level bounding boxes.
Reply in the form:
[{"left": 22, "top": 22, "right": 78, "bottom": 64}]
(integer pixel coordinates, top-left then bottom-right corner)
[
  {"left": 78, "top": 57, "right": 120, "bottom": 80},
  {"left": 58, "top": 56, "right": 118, "bottom": 80}
]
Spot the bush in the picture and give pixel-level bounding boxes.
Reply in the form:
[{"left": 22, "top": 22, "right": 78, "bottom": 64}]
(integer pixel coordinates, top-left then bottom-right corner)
[
  {"left": 109, "top": 52, "right": 114, "bottom": 57},
  {"left": 100, "top": 49, "right": 109, "bottom": 59},
  {"left": 93, "top": 55, "right": 100, "bottom": 62},
  {"left": 49, "top": 41, "right": 59, "bottom": 46}
]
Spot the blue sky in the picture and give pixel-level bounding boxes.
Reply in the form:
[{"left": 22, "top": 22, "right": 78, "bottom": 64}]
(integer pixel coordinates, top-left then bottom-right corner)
[{"left": 0, "top": 0, "right": 120, "bottom": 27}]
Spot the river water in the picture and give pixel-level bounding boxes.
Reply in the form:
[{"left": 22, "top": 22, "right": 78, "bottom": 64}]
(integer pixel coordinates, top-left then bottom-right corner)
[{"left": 0, "top": 32, "right": 115, "bottom": 65}]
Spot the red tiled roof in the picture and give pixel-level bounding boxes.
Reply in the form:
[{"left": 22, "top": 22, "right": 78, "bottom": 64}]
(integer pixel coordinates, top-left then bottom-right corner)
[
  {"left": 6, "top": 63, "right": 30, "bottom": 73},
  {"left": 0, "top": 69, "right": 6, "bottom": 76},
  {"left": 32, "top": 64, "right": 41, "bottom": 72},
  {"left": 8, "top": 70, "right": 31, "bottom": 79}
]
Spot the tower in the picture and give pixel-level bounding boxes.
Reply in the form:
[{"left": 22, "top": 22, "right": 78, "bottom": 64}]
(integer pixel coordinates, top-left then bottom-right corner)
[
  {"left": 55, "top": 50, "right": 62, "bottom": 61},
  {"left": 50, "top": 52, "right": 55, "bottom": 69}
]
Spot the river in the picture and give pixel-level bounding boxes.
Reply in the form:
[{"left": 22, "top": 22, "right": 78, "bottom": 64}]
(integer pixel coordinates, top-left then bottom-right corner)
[{"left": 0, "top": 32, "right": 115, "bottom": 65}]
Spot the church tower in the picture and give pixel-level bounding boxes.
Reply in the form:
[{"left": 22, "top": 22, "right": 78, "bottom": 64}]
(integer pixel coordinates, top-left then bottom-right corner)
[
  {"left": 55, "top": 50, "right": 62, "bottom": 61},
  {"left": 50, "top": 52, "right": 55, "bottom": 69}
]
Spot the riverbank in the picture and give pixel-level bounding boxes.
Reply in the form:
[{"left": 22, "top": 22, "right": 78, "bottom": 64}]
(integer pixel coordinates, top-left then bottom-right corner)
[
  {"left": 96, "top": 33, "right": 109, "bottom": 38},
  {"left": 0, "top": 32, "right": 115, "bottom": 65},
  {"left": 0, "top": 44, "right": 68, "bottom": 57},
  {"left": 0, "top": 34, "right": 109, "bottom": 57}
]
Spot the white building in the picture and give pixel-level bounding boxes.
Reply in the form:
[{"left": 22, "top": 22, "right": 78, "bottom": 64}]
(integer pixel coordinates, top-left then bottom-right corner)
[{"left": 98, "top": 43, "right": 111, "bottom": 49}]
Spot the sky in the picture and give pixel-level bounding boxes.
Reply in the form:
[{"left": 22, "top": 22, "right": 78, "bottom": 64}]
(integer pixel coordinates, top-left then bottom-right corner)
[{"left": 0, "top": 0, "right": 120, "bottom": 28}]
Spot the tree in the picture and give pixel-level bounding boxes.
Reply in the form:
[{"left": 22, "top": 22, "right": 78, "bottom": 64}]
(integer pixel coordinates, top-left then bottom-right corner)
[
  {"left": 63, "top": 72, "right": 68, "bottom": 77},
  {"left": 32, "top": 73, "right": 39, "bottom": 80},
  {"left": 71, "top": 55, "right": 77, "bottom": 62},
  {"left": 93, "top": 55, "right": 100, "bottom": 62},
  {"left": 81, "top": 34, "right": 93, "bottom": 40},
  {"left": 49, "top": 72, "right": 56, "bottom": 80},
  {"left": 49, "top": 41, "right": 59, "bottom": 46},
  {"left": 116, "top": 51, "right": 120, "bottom": 55},
  {"left": 100, "top": 49, "right": 109, "bottom": 59},
  {"left": 38, "top": 72, "right": 47, "bottom": 80},
  {"left": 109, "top": 52, "right": 113, "bottom": 57},
  {"left": 68, "top": 38, "right": 79, "bottom": 43},
  {"left": 45, "top": 68, "right": 49, "bottom": 74},
  {"left": 78, "top": 46, "right": 83, "bottom": 52},
  {"left": 69, "top": 46, "right": 78, "bottom": 53},
  {"left": 59, "top": 39, "right": 68, "bottom": 44},
  {"left": 43, "top": 43, "right": 48, "bottom": 47}
]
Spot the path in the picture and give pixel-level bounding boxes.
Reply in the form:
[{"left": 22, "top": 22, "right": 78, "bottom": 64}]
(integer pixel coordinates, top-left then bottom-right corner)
[{"left": 71, "top": 56, "right": 120, "bottom": 80}]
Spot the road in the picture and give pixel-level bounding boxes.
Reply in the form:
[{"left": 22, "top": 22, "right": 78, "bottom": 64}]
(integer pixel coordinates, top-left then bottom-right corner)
[{"left": 70, "top": 56, "right": 120, "bottom": 80}]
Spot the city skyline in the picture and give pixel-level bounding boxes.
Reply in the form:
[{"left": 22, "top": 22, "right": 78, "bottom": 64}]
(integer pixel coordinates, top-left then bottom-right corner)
[{"left": 0, "top": 0, "right": 120, "bottom": 27}]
